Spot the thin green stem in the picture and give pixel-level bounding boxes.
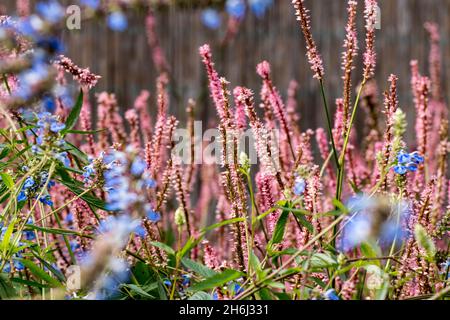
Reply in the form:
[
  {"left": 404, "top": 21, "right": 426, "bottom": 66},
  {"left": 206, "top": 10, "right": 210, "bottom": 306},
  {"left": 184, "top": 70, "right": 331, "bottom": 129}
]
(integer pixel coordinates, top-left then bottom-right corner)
[{"left": 319, "top": 80, "right": 340, "bottom": 170}]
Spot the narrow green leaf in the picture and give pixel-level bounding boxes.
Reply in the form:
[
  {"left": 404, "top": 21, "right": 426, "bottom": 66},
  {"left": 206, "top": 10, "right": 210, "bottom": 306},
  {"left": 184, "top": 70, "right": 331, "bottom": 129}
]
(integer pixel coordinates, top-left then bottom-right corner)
[
  {"left": 271, "top": 210, "right": 289, "bottom": 244},
  {"left": 189, "top": 269, "right": 242, "bottom": 292},
  {"left": 32, "top": 253, "right": 66, "bottom": 282},
  {"left": 17, "top": 259, "right": 62, "bottom": 287},
  {"left": 0, "top": 146, "right": 10, "bottom": 160},
  {"left": 11, "top": 277, "right": 51, "bottom": 289},
  {"left": 292, "top": 211, "right": 314, "bottom": 233},
  {"left": 121, "top": 284, "right": 155, "bottom": 299},
  {"left": 25, "top": 224, "right": 91, "bottom": 238},
  {"left": 181, "top": 258, "right": 217, "bottom": 278},
  {"left": 62, "top": 90, "right": 83, "bottom": 134},
  {"left": 150, "top": 241, "right": 175, "bottom": 256},
  {"left": 202, "top": 217, "right": 245, "bottom": 233},
  {"left": 0, "top": 173, "right": 14, "bottom": 191},
  {"left": 310, "top": 252, "right": 338, "bottom": 269},
  {"left": 65, "top": 129, "right": 105, "bottom": 135},
  {"left": 188, "top": 291, "right": 213, "bottom": 300},
  {"left": 1, "top": 219, "right": 16, "bottom": 252}
]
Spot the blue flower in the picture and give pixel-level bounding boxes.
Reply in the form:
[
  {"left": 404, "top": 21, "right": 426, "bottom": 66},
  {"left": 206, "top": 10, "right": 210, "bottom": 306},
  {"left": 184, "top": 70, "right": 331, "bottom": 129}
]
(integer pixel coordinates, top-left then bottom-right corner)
[
  {"left": 341, "top": 214, "right": 372, "bottom": 251},
  {"left": 397, "top": 151, "right": 411, "bottom": 164},
  {"left": 42, "top": 94, "right": 56, "bottom": 113},
  {"left": 36, "top": 36, "right": 64, "bottom": 56},
  {"left": 55, "top": 151, "right": 70, "bottom": 166},
  {"left": 39, "top": 195, "right": 53, "bottom": 206},
  {"left": 163, "top": 279, "right": 172, "bottom": 287},
  {"left": 145, "top": 178, "right": 157, "bottom": 188},
  {"left": 226, "top": 0, "right": 246, "bottom": 19},
  {"left": 130, "top": 157, "right": 146, "bottom": 177},
  {"left": 36, "top": 0, "right": 65, "bottom": 24},
  {"left": 182, "top": 274, "right": 191, "bottom": 286},
  {"left": 98, "top": 215, "right": 140, "bottom": 241},
  {"left": 394, "top": 151, "right": 424, "bottom": 175},
  {"left": 134, "top": 225, "right": 146, "bottom": 238},
  {"left": 107, "top": 12, "right": 128, "bottom": 32},
  {"left": 147, "top": 210, "right": 161, "bottom": 223},
  {"left": 393, "top": 165, "right": 407, "bottom": 175},
  {"left": 50, "top": 121, "right": 65, "bottom": 133},
  {"left": 233, "top": 283, "right": 244, "bottom": 295},
  {"left": 249, "top": 0, "right": 273, "bottom": 18},
  {"left": 3, "top": 262, "right": 11, "bottom": 273},
  {"left": 17, "top": 191, "right": 27, "bottom": 202},
  {"left": 324, "top": 289, "right": 340, "bottom": 300},
  {"left": 410, "top": 151, "right": 424, "bottom": 164},
  {"left": 70, "top": 240, "right": 80, "bottom": 252},
  {"left": 293, "top": 177, "right": 306, "bottom": 196},
  {"left": 379, "top": 220, "right": 405, "bottom": 245},
  {"left": 80, "top": 0, "right": 100, "bottom": 9},
  {"left": 201, "top": 9, "right": 221, "bottom": 30},
  {"left": 406, "top": 162, "right": 418, "bottom": 172},
  {"left": 23, "top": 177, "right": 35, "bottom": 189},
  {"left": 65, "top": 212, "right": 74, "bottom": 224}
]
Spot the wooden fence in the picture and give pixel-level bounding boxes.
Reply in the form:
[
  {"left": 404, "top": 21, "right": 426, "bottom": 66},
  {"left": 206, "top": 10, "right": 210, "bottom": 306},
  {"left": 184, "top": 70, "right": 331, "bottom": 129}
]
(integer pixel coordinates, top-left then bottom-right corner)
[{"left": 4, "top": 0, "right": 450, "bottom": 141}]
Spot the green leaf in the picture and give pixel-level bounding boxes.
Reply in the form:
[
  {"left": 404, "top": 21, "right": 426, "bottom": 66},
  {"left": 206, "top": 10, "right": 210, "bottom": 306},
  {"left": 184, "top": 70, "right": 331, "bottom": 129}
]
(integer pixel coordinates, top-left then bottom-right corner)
[
  {"left": 0, "top": 173, "right": 14, "bottom": 191},
  {"left": 360, "top": 241, "right": 381, "bottom": 267},
  {"left": 310, "top": 252, "right": 338, "bottom": 269},
  {"left": 292, "top": 211, "right": 314, "bottom": 233},
  {"left": 32, "top": 253, "right": 66, "bottom": 282},
  {"left": 65, "top": 129, "right": 105, "bottom": 135},
  {"left": 178, "top": 236, "right": 201, "bottom": 259},
  {"left": 188, "top": 291, "right": 213, "bottom": 300},
  {"left": 271, "top": 210, "right": 289, "bottom": 244},
  {"left": 17, "top": 259, "right": 63, "bottom": 287},
  {"left": 62, "top": 90, "right": 83, "bottom": 134},
  {"left": 0, "top": 274, "right": 16, "bottom": 299},
  {"left": 150, "top": 241, "right": 175, "bottom": 256},
  {"left": 202, "top": 217, "right": 245, "bottom": 233},
  {"left": 189, "top": 269, "right": 243, "bottom": 292},
  {"left": 11, "top": 277, "right": 51, "bottom": 289},
  {"left": 414, "top": 224, "right": 436, "bottom": 262},
  {"left": 0, "top": 146, "right": 10, "bottom": 160},
  {"left": 332, "top": 198, "right": 349, "bottom": 214},
  {"left": 57, "top": 168, "right": 106, "bottom": 210},
  {"left": 121, "top": 284, "right": 155, "bottom": 299},
  {"left": 258, "top": 288, "right": 274, "bottom": 300},
  {"left": 181, "top": 258, "right": 217, "bottom": 278},
  {"left": 1, "top": 219, "right": 16, "bottom": 252},
  {"left": 63, "top": 141, "right": 88, "bottom": 164},
  {"left": 132, "top": 262, "right": 153, "bottom": 285}
]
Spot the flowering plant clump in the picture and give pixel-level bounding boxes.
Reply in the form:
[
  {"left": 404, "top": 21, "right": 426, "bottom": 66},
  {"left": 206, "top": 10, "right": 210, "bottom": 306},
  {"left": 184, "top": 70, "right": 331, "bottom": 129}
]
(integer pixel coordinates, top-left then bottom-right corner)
[{"left": 0, "top": 0, "right": 448, "bottom": 302}]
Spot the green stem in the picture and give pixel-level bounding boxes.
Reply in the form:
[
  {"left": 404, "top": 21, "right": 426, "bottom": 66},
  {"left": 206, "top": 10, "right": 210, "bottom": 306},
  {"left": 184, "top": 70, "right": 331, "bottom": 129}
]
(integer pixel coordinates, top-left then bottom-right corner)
[
  {"left": 319, "top": 80, "right": 340, "bottom": 170},
  {"left": 234, "top": 214, "right": 346, "bottom": 300}
]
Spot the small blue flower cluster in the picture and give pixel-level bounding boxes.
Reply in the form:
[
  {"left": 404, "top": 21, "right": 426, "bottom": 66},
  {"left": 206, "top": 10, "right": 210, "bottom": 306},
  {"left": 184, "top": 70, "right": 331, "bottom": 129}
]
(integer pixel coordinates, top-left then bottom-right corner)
[
  {"left": 0, "top": 221, "right": 39, "bottom": 273},
  {"left": 31, "top": 112, "right": 70, "bottom": 167},
  {"left": 17, "top": 171, "right": 55, "bottom": 206},
  {"left": 248, "top": 0, "right": 273, "bottom": 18},
  {"left": 340, "top": 195, "right": 410, "bottom": 251},
  {"left": 107, "top": 11, "right": 128, "bottom": 32},
  {"left": 323, "top": 289, "right": 340, "bottom": 300},
  {"left": 202, "top": 0, "right": 273, "bottom": 29},
  {"left": 78, "top": 0, "right": 127, "bottom": 32},
  {"left": 80, "top": 0, "right": 100, "bottom": 10},
  {"left": 2, "top": 1, "right": 66, "bottom": 103},
  {"left": 293, "top": 177, "right": 306, "bottom": 196},
  {"left": 393, "top": 151, "right": 424, "bottom": 175},
  {"left": 91, "top": 257, "right": 130, "bottom": 300},
  {"left": 82, "top": 148, "right": 159, "bottom": 241},
  {"left": 101, "top": 148, "right": 157, "bottom": 222}
]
